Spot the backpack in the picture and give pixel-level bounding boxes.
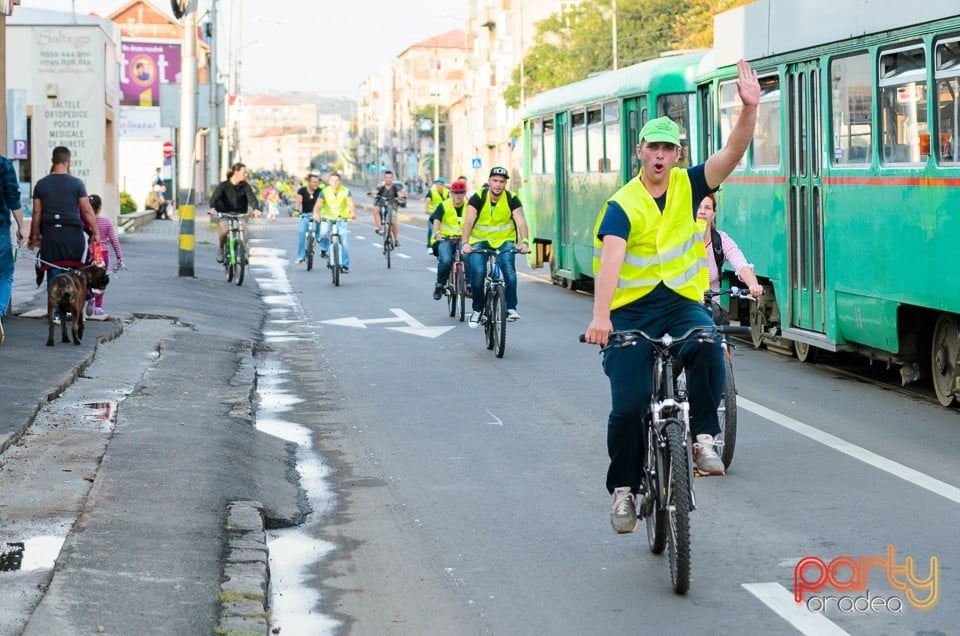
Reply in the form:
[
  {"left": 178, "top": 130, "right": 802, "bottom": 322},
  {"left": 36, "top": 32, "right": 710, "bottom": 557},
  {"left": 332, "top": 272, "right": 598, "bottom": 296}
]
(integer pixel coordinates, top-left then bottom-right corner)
[{"left": 710, "top": 227, "right": 725, "bottom": 271}]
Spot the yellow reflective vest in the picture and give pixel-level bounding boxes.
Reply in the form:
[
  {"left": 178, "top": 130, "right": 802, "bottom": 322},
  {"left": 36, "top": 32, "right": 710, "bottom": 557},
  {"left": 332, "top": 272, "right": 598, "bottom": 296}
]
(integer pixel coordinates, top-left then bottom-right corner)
[
  {"left": 320, "top": 186, "right": 351, "bottom": 220},
  {"left": 428, "top": 185, "right": 449, "bottom": 207},
  {"left": 436, "top": 198, "right": 466, "bottom": 239},
  {"left": 593, "top": 168, "right": 708, "bottom": 309},
  {"left": 470, "top": 189, "right": 518, "bottom": 248}
]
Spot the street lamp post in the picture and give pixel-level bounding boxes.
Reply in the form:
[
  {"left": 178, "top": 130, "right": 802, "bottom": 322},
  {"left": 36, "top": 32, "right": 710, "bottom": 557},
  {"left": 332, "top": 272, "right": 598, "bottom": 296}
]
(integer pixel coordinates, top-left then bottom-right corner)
[{"left": 433, "top": 92, "right": 440, "bottom": 182}]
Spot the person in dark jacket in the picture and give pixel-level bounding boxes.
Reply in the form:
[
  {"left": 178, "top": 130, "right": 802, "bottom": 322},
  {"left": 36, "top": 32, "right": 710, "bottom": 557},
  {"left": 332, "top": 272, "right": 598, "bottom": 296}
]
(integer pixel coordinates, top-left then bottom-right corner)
[{"left": 209, "top": 163, "right": 260, "bottom": 262}]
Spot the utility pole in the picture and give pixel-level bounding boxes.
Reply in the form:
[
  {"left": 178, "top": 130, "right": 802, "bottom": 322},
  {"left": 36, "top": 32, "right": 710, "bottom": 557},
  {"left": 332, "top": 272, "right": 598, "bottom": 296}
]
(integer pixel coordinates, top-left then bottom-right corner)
[
  {"left": 206, "top": 0, "right": 220, "bottom": 198},
  {"left": 612, "top": 0, "right": 619, "bottom": 71},
  {"left": 177, "top": 0, "right": 198, "bottom": 277}
]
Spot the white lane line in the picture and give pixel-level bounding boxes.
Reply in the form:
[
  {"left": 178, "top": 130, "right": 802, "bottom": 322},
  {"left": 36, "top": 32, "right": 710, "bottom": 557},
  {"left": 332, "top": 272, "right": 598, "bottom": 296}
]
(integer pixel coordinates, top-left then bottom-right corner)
[
  {"left": 739, "top": 397, "right": 960, "bottom": 505},
  {"left": 742, "top": 583, "right": 850, "bottom": 636}
]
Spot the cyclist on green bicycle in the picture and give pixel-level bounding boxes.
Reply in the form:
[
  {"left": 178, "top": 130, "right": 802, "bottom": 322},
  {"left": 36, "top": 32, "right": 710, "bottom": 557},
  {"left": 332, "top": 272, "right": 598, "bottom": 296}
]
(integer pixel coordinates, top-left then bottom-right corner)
[
  {"left": 460, "top": 167, "right": 531, "bottom": 327},
  {"left": 210, "top": 163, "right": 260, "bottom": 263},
  {"left": 317, "top": 172, "right": 355, "bottom": 272},
  {"left": 584, "top": 59, "right": 759, "bottom": 534},
  {"left": 429, "top": 179, "right": 469, "bottom": 300}
]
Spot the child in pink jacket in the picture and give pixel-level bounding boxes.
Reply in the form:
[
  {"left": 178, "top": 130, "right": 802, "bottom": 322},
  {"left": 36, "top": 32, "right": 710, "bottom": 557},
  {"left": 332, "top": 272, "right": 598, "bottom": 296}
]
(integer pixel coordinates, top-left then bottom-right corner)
[{"left": 87, "top": 194, "right": 123, "bottom": 316}]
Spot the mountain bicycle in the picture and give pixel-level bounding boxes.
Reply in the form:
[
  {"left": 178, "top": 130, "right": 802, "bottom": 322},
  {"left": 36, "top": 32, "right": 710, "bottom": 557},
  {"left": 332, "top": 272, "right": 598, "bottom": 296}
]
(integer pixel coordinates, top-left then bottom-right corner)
[
  {"left": 440, "top": 238, "right": 467, "bottom": 321},
  {"left": 305, "top": 217, "right": 317, "bottom": 271},
  {"left": 320, "top": 218, "right": 343, "bottom": 287},
  {"left": 583, "top": 323, "right": 750, "bottom": 594},
  {"left": 219, "top": 213, "right": 247, "bottom": 286},
  {"left": 474, "top": 247, "right": 520, "bottom": 358}
]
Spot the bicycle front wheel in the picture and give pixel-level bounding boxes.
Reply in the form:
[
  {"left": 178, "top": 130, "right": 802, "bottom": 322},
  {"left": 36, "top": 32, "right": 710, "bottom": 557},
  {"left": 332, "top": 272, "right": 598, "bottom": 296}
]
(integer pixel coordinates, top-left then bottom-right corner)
[
  {"left": 235, "top": 240, "right": 246, "bottom": 286},
  {"left": 331, "top": 241, "right": 341, "bottom": 287},
  {"left": 386, "top": 239, "right": 392, "bottom": 269},
  {"left": 664, "top": 421, "right": 691, "bottom": 595},
  {"left": 719, "top": 356, "right": 737, "bottom": 469},
  {"left": 484, "top": 292, "right": 495, "bottom": 350},
  {"left": 306, "top": 234, "right": 315, "bottom": 271},
  {"left": 493, "top": 286, "right": 506, "bottom": 358},
  {"left": 456, "top": 267, "right": 466, "bottom": 322}
]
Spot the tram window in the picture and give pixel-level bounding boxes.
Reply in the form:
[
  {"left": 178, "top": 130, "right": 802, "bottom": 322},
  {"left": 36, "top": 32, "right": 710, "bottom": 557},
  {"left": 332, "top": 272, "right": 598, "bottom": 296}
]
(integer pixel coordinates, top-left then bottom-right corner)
[
  {"left": 658, "top": 94, "right": 691, "bottom": 167},
  {"left": 935, "top": 38, "right": 960, "bottom": 164},
  {"left": 879, "top": 46, "right": 928, "bottom": 165},
  {"left": 543, "top": 119, "right": 555, "bottom": 175},
  {"left": 604, "top": 102, "right": 621, "bottom": 173},
  {"left": 530, "top": 119, "right": 543, "bottom": 175},
  {"left": 571, "top": 110, "right": 587, "bottom": 173},
  {"left": 719, "top": 81, "right": 746, "bottom": 169},
  {"left": 831, "top": 53, "right": 873, "bottom": 165},
  {"left": 753, "top": 75, "right": 782, "bottom": 167},
  {"left": 587, "top": 107, "right": 603, "bottom": 172}
]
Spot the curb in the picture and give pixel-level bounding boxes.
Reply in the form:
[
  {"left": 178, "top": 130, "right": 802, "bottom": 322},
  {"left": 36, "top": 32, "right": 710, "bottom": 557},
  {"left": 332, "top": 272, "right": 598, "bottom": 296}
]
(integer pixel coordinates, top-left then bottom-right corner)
[{"left": 216, "top": 501, "right": 271, "bottom": 636}]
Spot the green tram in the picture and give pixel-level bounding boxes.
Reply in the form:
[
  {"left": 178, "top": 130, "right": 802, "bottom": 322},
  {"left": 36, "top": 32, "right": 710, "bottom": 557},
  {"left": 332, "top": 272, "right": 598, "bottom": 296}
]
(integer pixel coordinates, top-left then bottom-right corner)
[
  {"left": 521, "top": 50, "right": 709, "bottom": 290},
  {"left": 699, "top": 0, "right": 960, "bottom": 405},
  {"left": 522, "top": 0, "right": 960, "bottom": 407}
]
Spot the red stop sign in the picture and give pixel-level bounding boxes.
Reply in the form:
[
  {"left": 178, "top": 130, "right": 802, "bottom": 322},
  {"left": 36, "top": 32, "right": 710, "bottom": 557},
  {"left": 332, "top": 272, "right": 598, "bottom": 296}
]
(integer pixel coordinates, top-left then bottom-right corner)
[{"left": 163, "top": 141, "right": 174, "bottom": 158}]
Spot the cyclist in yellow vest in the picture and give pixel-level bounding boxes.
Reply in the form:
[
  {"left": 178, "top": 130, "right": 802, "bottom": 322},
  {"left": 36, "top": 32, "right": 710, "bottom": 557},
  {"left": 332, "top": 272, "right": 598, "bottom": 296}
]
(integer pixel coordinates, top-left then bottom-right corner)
[
  {"left": 460, "top": 167, "right": 530, "bottom": 326},
  {"left": 584, "top": 59, "right": 760, "bottom": 534},
  {"left": 425, "top": 177, "right": 449, "bottom": 253},
  {"left": 316, "top": 172, "right": 356, "bottom": 273},
  {"left": 429, "top": 179, "right": 469, "bottom": 300}
]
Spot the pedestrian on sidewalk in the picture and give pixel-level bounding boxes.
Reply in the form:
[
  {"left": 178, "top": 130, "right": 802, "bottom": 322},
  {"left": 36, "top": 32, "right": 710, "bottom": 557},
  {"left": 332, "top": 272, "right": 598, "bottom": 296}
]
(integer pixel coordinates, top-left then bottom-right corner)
[
  {"left": 28, "top": 146, "right": 101, "bottom": 294},
  {"left": 0, "top": 152, "right": 26, "bottom": 345},
  {"left": 86, "top": 194, "right": 122, "bottom": 317}
]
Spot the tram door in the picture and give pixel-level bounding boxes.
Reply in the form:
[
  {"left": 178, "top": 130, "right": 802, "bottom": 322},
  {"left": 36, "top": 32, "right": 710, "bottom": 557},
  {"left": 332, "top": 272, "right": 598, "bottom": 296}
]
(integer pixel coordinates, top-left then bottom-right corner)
[
  {"left": 786, "top": 62, "right": 826, "bottom": 334},
  {"left": 622, "top": 96, "right": 648, "bottom": 179},
  {"left": 553, "top": 113, "right": 572, "bottom": 273}
]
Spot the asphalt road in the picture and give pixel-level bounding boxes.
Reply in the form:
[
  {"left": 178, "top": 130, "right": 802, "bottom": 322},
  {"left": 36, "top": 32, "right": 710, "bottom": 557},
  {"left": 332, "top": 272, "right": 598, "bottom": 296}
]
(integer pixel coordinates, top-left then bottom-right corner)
[
  {"left": 252, "top": 209, "right": 960, "bottom": 636},
  {"left": 3, "top": 205, "right": 958, "bottom": 635}
]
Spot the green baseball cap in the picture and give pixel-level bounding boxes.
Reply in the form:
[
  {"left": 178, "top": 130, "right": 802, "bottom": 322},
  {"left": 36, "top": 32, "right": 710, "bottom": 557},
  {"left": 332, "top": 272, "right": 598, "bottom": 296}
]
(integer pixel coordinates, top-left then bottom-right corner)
[{"left": 639, "top": 116, "right": 681, "bottom": 147}]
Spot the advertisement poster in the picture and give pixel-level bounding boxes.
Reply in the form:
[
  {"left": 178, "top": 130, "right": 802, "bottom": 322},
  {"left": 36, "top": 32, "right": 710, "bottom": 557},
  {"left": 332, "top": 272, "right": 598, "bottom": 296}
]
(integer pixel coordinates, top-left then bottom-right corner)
[{"left": 121, "top": 41, "right": 181, "bottom": 107}]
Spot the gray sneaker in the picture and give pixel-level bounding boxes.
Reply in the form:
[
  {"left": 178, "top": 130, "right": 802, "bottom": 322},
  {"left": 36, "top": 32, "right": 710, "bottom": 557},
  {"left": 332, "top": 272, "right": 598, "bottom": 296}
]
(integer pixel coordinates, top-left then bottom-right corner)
[
  {"left": 507, "top": 308, "right": 520, "bottom": 321},
  {"left": 694, "top": 434, "right": 725, "bottom": 475},
  {"left": 468, "top": 311, "right": 481, "bottom": 328},
  {"left": 610, "top": 487, "right": 637, "bottom": 534}
]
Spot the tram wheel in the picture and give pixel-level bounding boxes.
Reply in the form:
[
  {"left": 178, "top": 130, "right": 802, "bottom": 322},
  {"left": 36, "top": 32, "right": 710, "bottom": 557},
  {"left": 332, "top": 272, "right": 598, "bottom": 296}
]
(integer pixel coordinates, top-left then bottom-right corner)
[{"left": 931, "top": 313, "right": 959, "bottom": 407}]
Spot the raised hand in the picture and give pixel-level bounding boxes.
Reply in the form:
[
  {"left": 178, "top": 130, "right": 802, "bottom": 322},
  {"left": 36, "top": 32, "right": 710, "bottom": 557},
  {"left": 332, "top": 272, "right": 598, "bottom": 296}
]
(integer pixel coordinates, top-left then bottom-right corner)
[{"left": 736, "top": 59, "right": 760, "bottom": 108}]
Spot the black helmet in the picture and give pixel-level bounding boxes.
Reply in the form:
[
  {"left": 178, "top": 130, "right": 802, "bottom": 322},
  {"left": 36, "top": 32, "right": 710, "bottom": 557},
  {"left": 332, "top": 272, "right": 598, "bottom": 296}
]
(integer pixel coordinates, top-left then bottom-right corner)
[{"left": 489, "top": 166, "right": 509, "bottom": 178}]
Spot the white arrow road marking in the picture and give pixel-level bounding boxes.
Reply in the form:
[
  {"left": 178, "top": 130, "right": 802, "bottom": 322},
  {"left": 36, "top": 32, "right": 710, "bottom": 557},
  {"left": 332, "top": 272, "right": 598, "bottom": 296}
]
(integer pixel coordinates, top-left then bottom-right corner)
[
  {"left": 384, "top": 307, "right": 453, "bottom": 338},
  {"left": 321, "top": 308, "right": 453, "bottom": 338},
  {"left": 742, "top": 583, "right": 850, "bottom": 636},
  {"left": 484, "top": 410, "right": 503, "bottom": 427}
]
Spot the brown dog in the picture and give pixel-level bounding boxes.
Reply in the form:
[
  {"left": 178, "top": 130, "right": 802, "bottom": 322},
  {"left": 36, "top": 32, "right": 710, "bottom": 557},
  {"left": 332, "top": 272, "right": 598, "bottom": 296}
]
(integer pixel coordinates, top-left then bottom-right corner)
[{"left": 47, "top": 266, "right": 110, "bottom": 346}]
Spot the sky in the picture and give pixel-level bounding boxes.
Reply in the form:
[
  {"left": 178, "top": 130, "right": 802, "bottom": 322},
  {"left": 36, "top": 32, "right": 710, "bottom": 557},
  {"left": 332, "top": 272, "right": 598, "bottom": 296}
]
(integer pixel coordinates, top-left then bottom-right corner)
[{"left": 19, "top": 0, "right": 470, "bottom": 99}]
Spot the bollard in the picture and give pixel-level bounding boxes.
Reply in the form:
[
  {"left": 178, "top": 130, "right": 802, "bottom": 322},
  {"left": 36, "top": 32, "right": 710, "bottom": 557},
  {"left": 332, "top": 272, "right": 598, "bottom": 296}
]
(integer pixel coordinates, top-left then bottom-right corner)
[{"left": 178, "top": 204, "right": 195, "bottom": 277}]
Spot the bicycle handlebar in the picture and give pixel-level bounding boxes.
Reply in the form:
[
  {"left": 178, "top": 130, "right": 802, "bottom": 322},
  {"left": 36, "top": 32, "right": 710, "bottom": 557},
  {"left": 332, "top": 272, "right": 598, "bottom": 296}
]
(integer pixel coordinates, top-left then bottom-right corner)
[
  {"left": 470, "top": 247, "right": 523, "bottom": 256},
  {"left": 704, "top": 286, "right": 756, "bottom": 302},
  {"left": 578, "top": 323, "right": 751, "bottom": 350}
]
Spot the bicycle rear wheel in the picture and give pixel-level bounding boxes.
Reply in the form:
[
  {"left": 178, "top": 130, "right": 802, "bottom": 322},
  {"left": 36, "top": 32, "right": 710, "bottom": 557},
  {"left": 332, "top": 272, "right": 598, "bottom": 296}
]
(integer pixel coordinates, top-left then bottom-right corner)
[
  {"left": 645, "top": 423, "right": 667, "bottom": 555},
  {"left": 225, "top": 250, "right": 234, "bottom": 282},
  {"left": 447, "top": 282, "right": 457, "bottom": 317},
  {"left": 664, "top": 421, "right": 691, "bottom": 595},
  {"left": 719, "top": 356, "right": 737, "bottom": 469},
  {"left": 306, "top": 233, "right": 315, "bottom": 271},
  {"left": 493, "top": 286, "right": 506, "bottom": 358},
  {"left": 235, "top": 240, "right": 246, "bottom": 286}
]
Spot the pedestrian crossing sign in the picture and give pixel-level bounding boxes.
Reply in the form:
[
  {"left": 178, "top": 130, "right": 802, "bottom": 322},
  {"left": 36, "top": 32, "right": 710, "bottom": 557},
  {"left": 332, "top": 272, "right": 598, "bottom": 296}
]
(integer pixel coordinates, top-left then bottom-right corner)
[{"left": 471, "top": 158, "right": 482, "bottom": 169}]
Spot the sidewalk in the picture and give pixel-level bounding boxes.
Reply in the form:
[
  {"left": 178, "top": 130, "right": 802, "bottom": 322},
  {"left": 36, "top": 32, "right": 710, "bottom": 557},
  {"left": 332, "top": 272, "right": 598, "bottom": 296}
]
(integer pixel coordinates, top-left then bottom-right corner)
[{"left": 1, "top": 217, "right": 296, "bottom": 634}]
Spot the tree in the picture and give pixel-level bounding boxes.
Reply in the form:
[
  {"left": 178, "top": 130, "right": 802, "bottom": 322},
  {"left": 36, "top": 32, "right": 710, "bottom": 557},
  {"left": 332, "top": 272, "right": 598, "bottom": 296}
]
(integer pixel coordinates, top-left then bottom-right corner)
[{"left": 505, "top": 0, "right": 752, "bottom": 109}]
